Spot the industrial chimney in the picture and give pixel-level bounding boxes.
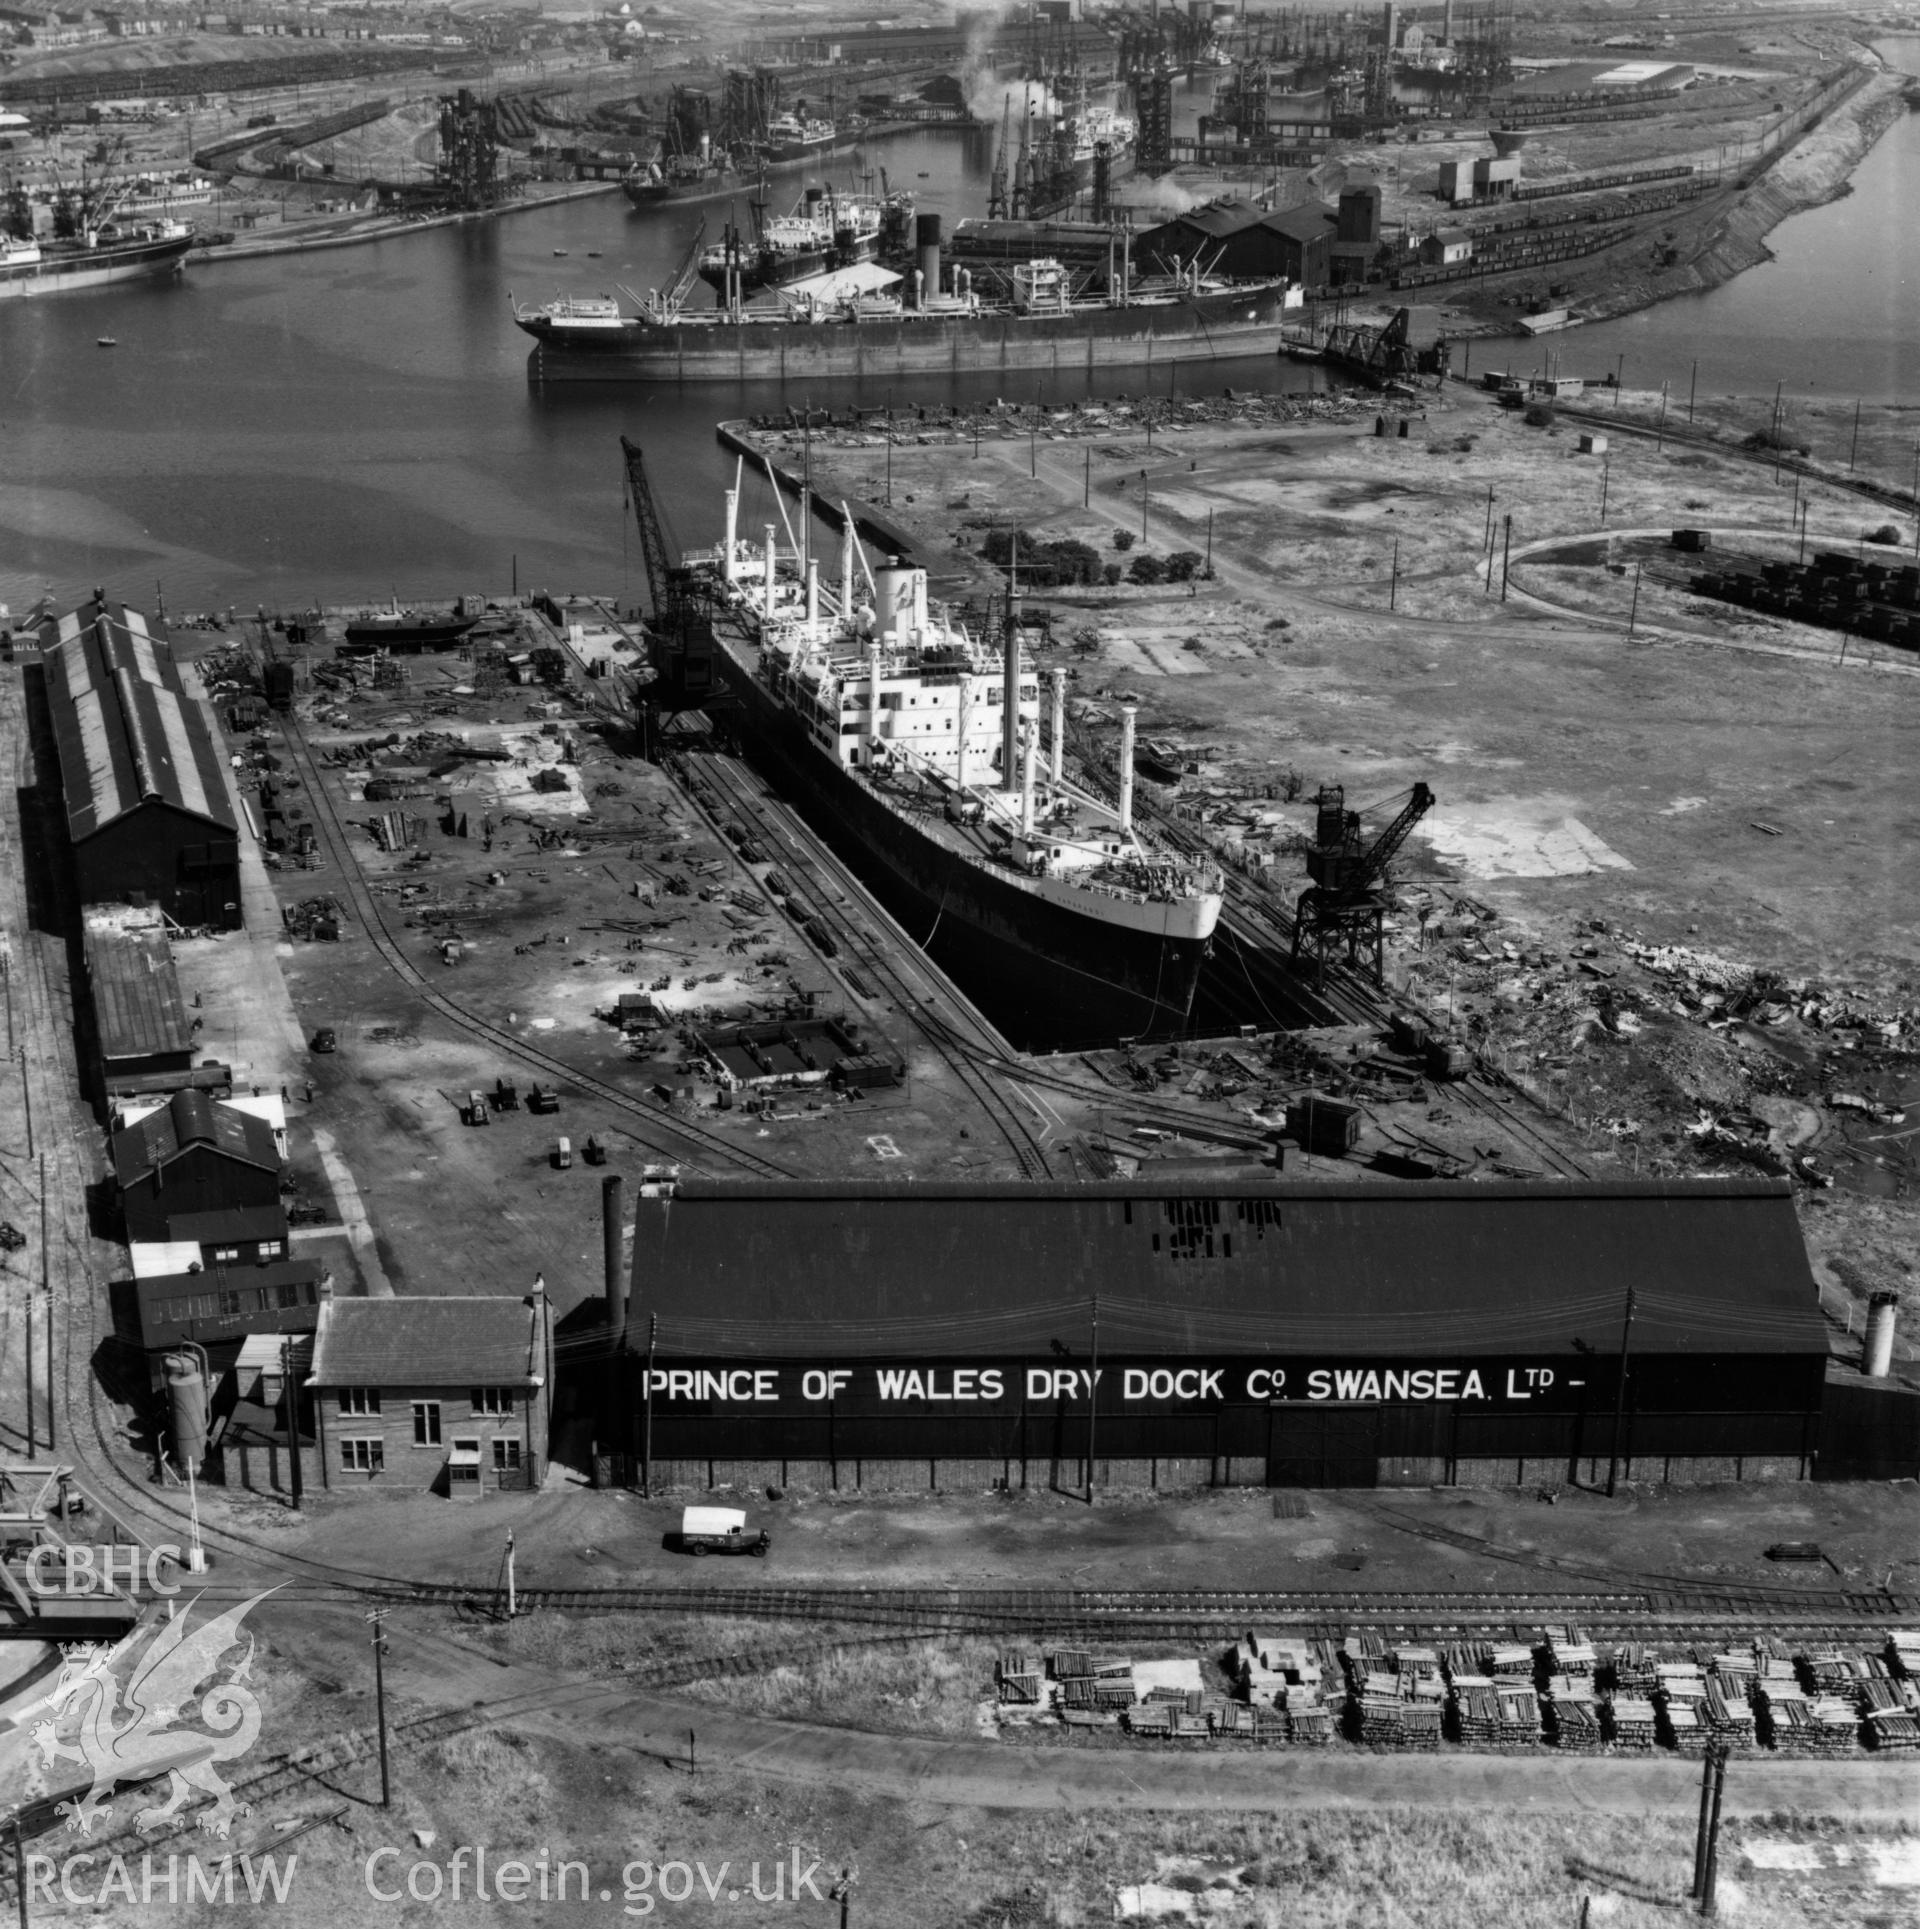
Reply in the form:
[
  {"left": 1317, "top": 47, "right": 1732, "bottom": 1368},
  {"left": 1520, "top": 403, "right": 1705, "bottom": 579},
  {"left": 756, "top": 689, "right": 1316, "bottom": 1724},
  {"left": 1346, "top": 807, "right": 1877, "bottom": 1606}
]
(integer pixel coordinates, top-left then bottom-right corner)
[
  {"left": 915, "top": 212, "right": 942, "bottom": 304},
  {"left": 1865, "top": 1291, "right": 1899, "bottom": 1379},
  {"left": 602, "top": 1173, "right": 626, "bottom": 1335}
]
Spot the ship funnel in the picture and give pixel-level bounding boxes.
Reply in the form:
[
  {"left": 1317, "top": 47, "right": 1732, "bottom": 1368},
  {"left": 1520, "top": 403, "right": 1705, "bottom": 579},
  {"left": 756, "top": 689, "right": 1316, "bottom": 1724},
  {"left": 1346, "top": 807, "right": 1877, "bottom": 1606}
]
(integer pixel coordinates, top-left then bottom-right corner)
[
  {"left": 1049, "top": 668, "right": 1066, "bottom": 784},
  {"left": 764, "top": 526, "right": 778, "bottom": 621},
  {"left": 1118, "top": 701, "right": 1137, "bottom": 835},
  {"left": 874, "top": 562, "right": 914, "bottom": 642},
  {"left": 723, "top": 486, "right": 739, "bottom": 586},
  {"left": 915, "top": 212, "right": 942, "bottom": 302}
]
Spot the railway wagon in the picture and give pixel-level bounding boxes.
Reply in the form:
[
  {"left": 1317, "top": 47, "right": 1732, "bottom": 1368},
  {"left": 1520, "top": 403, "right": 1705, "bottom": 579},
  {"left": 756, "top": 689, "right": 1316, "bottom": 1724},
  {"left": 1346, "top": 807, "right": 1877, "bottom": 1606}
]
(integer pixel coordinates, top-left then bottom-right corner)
[{"left": 606, "top": 1177, "right": 1830, "bottom": 1494}]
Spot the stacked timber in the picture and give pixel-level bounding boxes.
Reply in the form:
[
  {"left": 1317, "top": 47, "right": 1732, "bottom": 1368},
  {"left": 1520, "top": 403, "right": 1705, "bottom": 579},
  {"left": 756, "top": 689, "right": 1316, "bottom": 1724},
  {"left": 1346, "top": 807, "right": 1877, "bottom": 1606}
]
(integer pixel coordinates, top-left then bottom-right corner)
[
  {"left": 1544, "top": 1674, "right": 1602, "bottom": 1751},
  {"left": 997, "top": 1651, "right": 1044, "bottom": 1705},
  {"left": 1889, "top": 1632, "right": 1920, "bottom": 1680},
  {"left": 1861, "top": 1679, "right": 1920, "bottom": 1750},
  {"left": 1608, "top": 1644, "right": 1659, "bottom": 1695},
  {"left": 1805, "top": 1699, "right": 1865, "bottom": 1753},
  {"left": 1289, "top": 1701, "right": 1334, "bottom": 1745},
  {"left": 1126, "top": 1703, "right": 1175, "bottom": 1738},
  {"left": 1450, "top": 1678, "right": 1501, "bottom": 1745},
  {"left": 1545, "top": 1629, "right": 1598, "bottom": 1681},
  {"left": 1607, "top": 1696, "right": 1658, "bottom": 1749},
  {"left": 1704, "top": 1680, "right": 1756, "bottom": 1747},
  {"left": 1493, "top": 1684, "right": 1541, "bottom": 1743}
]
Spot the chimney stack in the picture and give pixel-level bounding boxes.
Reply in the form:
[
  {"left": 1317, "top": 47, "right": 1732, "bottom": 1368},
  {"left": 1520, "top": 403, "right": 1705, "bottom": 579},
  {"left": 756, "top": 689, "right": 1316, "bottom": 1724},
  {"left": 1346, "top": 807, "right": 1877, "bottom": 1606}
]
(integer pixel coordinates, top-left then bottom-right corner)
[{"left": 602, "top": 1173, "right": 626, "bottom": 1335}]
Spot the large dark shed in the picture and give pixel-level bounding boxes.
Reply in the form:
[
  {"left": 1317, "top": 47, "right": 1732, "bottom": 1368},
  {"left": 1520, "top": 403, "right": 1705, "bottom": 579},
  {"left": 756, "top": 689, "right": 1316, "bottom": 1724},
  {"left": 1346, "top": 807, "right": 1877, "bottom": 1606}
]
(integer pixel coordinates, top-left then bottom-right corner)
[
  {"left": 38, "top": 598, "right": 242, "bottom": 930},
  {"left": 1138, "top": 198, "right": 1337, "bottom": 287},
  {"left": 114, "top": 1089, "right": 283, "bottom": 1241},
  {"left": 617, "top": 1179, "right": 1827, "bottom": 1492}
]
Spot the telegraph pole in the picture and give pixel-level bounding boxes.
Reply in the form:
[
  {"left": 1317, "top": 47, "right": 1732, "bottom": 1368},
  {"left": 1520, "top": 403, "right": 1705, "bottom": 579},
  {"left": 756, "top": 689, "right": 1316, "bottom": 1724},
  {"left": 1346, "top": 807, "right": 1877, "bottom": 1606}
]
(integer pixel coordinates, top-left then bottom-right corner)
[
  {"left": 1500, "top": 515, "right": 1512, "bottom": 601},
  {"left": 368, "top": 1610, "right": 392, "bottom": 1808},
  {"left": 1626, "top": 561, "right": 1643, "bottom": 643},
  {"left": 282, "top": 1335, "right": 301, "bottom": 1509},
  {"left": 1086, "top": 1294, "right": 1099, "bottom": 1506},
  {"left": 1388, "top": 537, "right": 1399, "bottom": 611},
  {"left": 642, "top": 1311, "right": 657, "bottom": 1497},
  {"left": 1605, "top": 1284, "right": 1638, "bottom": 1497},
  {"left": 40, "top": 1156, "right": 51, "bottom": 1452}
]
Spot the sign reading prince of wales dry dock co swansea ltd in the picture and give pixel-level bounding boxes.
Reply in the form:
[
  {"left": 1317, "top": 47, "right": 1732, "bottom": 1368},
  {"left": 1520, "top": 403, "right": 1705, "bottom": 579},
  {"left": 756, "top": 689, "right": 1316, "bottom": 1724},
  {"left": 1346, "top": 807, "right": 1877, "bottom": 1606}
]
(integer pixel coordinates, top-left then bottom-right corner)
[{"left": 643, "top": 1362, "right": 1586, "bottom": 1408}]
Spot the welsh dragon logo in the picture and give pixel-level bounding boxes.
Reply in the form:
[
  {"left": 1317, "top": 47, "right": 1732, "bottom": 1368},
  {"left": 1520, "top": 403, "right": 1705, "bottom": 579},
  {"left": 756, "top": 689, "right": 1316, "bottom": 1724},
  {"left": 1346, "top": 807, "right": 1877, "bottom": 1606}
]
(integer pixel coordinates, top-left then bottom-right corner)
[{"left": 29, "top": 1590, "right": 276, "bottom": 1838}]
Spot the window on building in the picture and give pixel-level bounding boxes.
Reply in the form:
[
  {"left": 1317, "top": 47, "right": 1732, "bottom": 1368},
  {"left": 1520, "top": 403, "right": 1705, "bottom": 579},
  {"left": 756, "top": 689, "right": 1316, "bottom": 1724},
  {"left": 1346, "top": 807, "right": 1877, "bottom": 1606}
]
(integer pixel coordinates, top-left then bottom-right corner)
[
  {"left": 341, "top": 1438, "right": 383, "bottom": 1473},
  {"left": 413, "top": 1401, "right": 441, "bottom": 1446},
  {"left": 493, "top": 1439, "right": 523, "bottom": 1472},
  {"left": 274, "top": 1281, "right": 304, "bottom": 1309},
  {"left": 260, "top": 1239, "right": 284, "bottom": 1258},
  {"left": 219, "top": 1289, "right": 245, "bottom": 1315},
  {"left": 212, "top": 1247, "right": 240, "bottom": 1265},
  {"left": 339, "top": 1388, "right": 380, "bottom": 1417},
  {"left": 471, "top": 1387, "right": 514, "bottom": 1417}
]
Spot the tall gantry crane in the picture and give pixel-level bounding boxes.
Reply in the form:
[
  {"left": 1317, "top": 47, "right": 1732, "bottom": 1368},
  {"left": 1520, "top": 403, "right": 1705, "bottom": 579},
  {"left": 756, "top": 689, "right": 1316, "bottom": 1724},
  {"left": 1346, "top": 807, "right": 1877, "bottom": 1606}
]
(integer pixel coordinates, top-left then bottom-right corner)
[
  {"left": 620, "top": 435, "right": 716, "bottom": 718},
  {"left": 1289, "top": 781, "right": 1435, "bottom": 983}
]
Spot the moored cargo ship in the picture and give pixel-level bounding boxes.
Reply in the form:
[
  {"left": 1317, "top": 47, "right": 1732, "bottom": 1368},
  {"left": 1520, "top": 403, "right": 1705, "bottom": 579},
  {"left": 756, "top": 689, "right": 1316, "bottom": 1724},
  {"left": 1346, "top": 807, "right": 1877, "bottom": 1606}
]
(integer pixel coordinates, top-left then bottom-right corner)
[
  {"left": 519, "top": 229, "right": 1297, "bottom": 384},
  {"left": 0, "top": 220, "right": 192, "bottom": 300},
  {"left": 647, "top": 444, "right": 1223, "bottom": 1044}
]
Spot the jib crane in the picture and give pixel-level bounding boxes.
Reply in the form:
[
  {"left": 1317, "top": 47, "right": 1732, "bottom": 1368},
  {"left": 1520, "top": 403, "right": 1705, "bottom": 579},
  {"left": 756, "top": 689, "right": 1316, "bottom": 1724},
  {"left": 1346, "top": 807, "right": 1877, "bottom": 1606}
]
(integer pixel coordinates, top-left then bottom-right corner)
[
  {"left": 1289, "top": 780, "right": 1435, "bottom": 983},
  {"left": 620, "top": 435, "right": 716, "bottom": 716}
]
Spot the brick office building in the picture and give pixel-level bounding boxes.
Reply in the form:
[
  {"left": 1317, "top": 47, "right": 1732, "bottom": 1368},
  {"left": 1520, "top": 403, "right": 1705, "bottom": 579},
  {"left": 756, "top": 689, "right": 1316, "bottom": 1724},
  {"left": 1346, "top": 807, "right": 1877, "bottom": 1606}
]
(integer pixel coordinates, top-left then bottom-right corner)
[{"left": 308, "top": 1291, "right": 553, "bottom": 1496}]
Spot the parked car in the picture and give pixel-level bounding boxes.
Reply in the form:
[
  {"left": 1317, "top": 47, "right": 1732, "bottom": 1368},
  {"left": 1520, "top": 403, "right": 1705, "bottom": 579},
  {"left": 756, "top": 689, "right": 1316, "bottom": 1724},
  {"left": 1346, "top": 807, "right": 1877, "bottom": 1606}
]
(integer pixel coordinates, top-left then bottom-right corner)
[
  {"left": 677, "top": 1506, "right": 769, "bottom": 1558},
  {"left": 310, "top": 1028, "right": 337, "bottom": 1054}
]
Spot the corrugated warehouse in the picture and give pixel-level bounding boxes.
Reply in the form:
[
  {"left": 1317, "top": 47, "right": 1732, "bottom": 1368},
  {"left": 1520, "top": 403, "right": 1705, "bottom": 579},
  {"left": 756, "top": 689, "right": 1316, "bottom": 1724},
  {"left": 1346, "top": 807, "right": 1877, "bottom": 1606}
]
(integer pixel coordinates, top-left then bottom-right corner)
[
  {"left": 1137, "top": 198, "right": 1338, "bottom": 287},
  {"left": 81, "top": 905, "right": 194, "bottom": 1084},
  {"left": 37, "top": 597, "right": 242, "bottom": 929},
  {"left": 617, "top": 1179, "right": 1828, "bottom": 1493}
]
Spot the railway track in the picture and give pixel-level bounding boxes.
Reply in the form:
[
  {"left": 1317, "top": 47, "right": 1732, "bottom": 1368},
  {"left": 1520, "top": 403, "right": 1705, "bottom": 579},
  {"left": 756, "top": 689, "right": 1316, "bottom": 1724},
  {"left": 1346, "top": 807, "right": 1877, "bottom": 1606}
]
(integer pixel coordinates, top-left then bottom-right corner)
[
  {"left": 681, "top": 748, "right": 1058, "bottom": 1180},
  {"left": 148, "top": 1577, "right": 1920, "bottom": 1644},
  {"left": 273, "top": 716, "right": 797, "bottom": 1178}
]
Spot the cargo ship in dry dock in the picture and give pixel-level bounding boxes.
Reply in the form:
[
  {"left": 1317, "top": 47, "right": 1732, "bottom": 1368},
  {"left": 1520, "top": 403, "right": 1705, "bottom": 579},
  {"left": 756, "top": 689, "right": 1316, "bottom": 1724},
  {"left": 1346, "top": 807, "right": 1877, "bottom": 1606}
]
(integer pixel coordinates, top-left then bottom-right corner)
[
  {"left": 517, "top": 220, "right": 1296, "bottom": 384},
  {"left": 637, "top": 442, "right": 1223, "bottom": 1043}
]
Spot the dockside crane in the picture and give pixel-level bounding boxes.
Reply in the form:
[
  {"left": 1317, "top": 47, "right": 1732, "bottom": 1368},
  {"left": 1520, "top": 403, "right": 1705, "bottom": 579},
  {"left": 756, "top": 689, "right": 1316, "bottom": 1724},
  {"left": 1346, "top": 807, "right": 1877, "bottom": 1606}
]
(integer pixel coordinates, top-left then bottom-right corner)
[
  {"left": 1289, "top": 781, "right": 1435, "bottom": 983},
  {"left": 620, "top": 435, "right": 717, "bottom": 723}
]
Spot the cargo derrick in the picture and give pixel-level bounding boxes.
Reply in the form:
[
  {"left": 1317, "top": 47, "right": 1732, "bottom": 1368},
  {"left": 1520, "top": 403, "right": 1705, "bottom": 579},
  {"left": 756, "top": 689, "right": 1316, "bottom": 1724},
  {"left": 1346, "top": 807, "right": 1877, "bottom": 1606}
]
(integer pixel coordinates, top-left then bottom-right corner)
[
  {"left": 437, "top": 89, "right": 502, "bottom": 210},
  {"left": 620, "top": 435, "right": 716, "bottom": 718},
  {"left": 1290, "top": 781, "right": 1434, "bottom": 983}
]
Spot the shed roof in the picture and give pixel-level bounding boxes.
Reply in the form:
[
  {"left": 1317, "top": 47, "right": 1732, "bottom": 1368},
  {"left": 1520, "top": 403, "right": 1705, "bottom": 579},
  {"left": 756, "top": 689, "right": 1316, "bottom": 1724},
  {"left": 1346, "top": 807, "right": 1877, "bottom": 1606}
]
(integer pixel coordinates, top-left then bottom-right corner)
[
  {"left": 1141, "top": 196, "right": 1266, "bottom": 243},
  {"left": 308, "top": 1296, "right": 543, "bottom": 1388},
  {"left": 1259, "top": 204, "right": 1340, "bottom": 244},
  {"left": 627, "top": 1179, "right": 1824, "bottom": 1359},
  {"left": 41, "top": 598, "right": 236, "bottom": 842},
  {"left": 159, "top": 1204, "right": 290, "bottom": 1247},
  {"left": 111, "top": 1088, "right": 282, "bottom": 1187},
  {"left": 82, "top": 913, "right": 192, "bottom": 1066}
]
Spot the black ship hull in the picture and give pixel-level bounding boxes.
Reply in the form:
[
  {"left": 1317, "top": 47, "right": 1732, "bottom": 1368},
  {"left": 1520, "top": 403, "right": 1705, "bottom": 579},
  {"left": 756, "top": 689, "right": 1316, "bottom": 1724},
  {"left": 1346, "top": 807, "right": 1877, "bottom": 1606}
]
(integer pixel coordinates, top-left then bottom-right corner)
[{"left": 711, "top": 640, "right": 1209, "bottom": 1049}]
